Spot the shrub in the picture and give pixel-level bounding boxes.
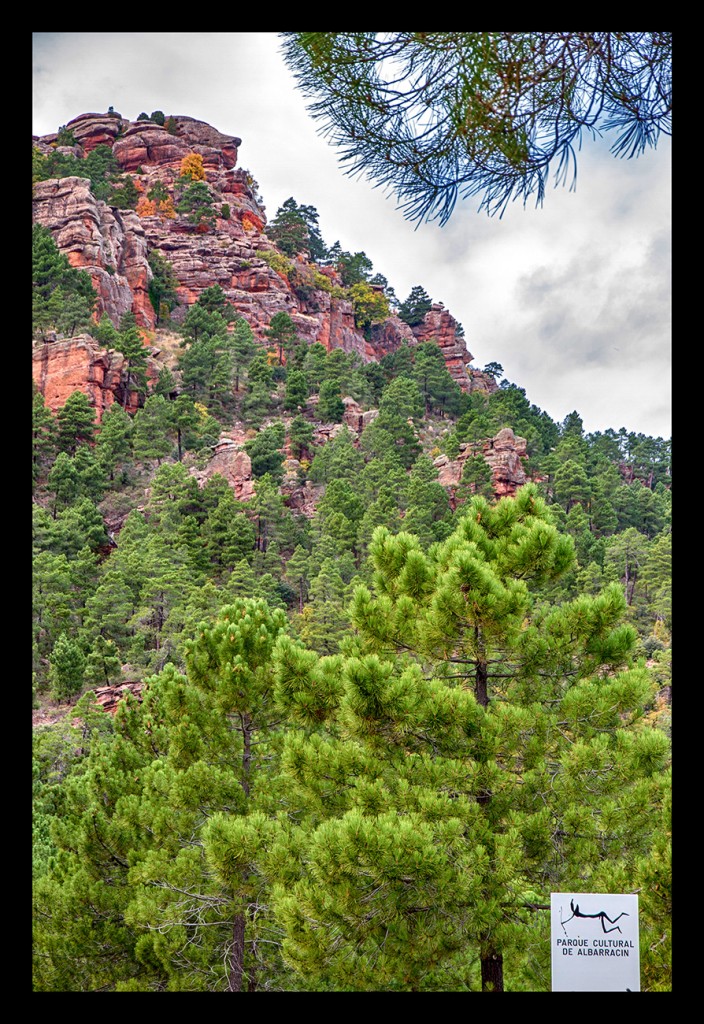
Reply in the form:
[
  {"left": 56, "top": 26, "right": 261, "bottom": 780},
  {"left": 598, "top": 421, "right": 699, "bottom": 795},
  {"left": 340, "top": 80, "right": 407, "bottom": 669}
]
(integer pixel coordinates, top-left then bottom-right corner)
[
  {"left": 258, "top": 249, "right": 293, "bottom": 278},
  {"left": 56, "top": 125, "right": 76, "bottom": 147}
]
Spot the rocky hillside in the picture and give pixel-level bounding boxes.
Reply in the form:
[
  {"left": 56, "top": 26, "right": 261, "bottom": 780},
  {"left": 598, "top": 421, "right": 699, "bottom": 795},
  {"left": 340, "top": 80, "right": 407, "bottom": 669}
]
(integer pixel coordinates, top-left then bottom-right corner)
[{"left": 33, "top": 111, "right": 498, "bottom": 410}]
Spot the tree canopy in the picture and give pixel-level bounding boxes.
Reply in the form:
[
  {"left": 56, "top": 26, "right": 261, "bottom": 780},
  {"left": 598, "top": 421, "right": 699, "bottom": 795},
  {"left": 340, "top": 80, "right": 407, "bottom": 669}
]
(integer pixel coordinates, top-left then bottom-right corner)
[{"left": 281, "top": 32, "right": 672, "bottom": 224}]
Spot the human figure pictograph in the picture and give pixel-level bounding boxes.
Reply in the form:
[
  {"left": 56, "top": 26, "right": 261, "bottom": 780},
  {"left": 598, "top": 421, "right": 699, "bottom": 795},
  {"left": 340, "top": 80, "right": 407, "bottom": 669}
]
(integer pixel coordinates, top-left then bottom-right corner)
[{"left": 561, "top": 898, "right": 629, "bottom": 935}]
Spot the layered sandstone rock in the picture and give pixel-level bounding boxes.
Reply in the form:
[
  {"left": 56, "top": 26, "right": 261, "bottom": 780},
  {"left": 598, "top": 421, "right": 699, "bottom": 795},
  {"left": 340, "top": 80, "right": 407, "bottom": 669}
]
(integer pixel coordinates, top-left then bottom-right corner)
[
  {"left": 467, "top": 368, "right": 500, "bottom": 394},
  {"left": 434, "top": 427, "right": 528, "bottom": 499},
  {"left": 412, "top": 303, "right": 474, "bottom": 392},
  {"left": 33, "top": 111, "right": 483, "bottom": 386},
  {"left": 342, "top": 396, "right": 378, "bottom": 434},
  {"left": 368, "top": 317, "right": 417, "bottom": 360},
  {"left": 281, "top": 480, "right": 325, "bottom": 518},
  {"left": 93, "top": 682, "right": 144, "bottom": 714},
  {"left": 32, "top": 176, "right": 151, "bottom": 328},
  {"left": 192, "top": 437, "right": 255, "bottom": 502},
  {"left": 32, "top": 334, "right": 159, "bottom": 418}
]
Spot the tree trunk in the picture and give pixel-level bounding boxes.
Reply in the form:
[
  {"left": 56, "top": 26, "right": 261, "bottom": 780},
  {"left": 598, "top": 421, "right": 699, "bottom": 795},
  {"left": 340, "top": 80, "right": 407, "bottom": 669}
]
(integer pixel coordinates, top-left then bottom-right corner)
[
  {"left": 480, "top": 939, "right": 504, "bottom": 991},
  {"left": 228, "top": 911, "right": 246, "bottom": 991},
  {"left": 475, "top": 636, "right": 489, "bottom": 708}
]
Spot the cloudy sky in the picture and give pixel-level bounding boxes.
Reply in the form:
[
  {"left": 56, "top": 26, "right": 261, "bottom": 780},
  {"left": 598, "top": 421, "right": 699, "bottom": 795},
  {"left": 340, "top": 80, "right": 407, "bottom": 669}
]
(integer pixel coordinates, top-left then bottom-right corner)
[{"left": 32, "top": 32, "right": 672, "bottom": 440}]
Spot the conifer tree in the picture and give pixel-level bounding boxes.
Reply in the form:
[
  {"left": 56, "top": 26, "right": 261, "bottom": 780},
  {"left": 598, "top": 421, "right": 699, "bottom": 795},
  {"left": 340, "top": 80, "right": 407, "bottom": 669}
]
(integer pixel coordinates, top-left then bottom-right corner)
[
  {"left": 282, "top": 32, "right": 671, "bottom": 225},
  {"left": 147, "top": 250, "right": 179, "bottom": 325},
  {"left": 202, "top": 488, "right": 256, "bottom": 578},
  {"left": 33, "top": 385, "right": 58, "bottom": 484},
  {"left": 84, "top": 634, "right": 122, "bottom": 688},
  {"left": 266, "top": 311, "right": 299, "bottom": 365},
  {"left": 131, "top": 395, "right": 174, "bottom": 465},
  {"left": 123, "top": 599, "right": 295, "bottom": 990},
  {"left": 230, "top": 317, "right": 257, "bottom": 391},
  {"left": 288, "top": 415, "right": 314, "bottom": 461},
  {"left": 398, "top": 284, "right": 432, "bottom": 326},
  {"left": 284, "top": 369, "right": 309, "bottom": 412},
  {"left": 56, "top": 391, "right": 96, "bottom": 455},
  {"left": 95, "top": 403, "right": 133, "bottom": 482},
  {"left": 270, "top": 485, "right": 670, "bottom": 990},
  {"left": 245, "top": 423, "right": 286, "bottom": 483},
  {"left": 268, "top": 197, "right": 327, "bottom": 261},
  {"left": 317, "top": 379, "right": 345, "bottom": 423},
  {"left": 47, "top": 452, "right": 80, "bottom": 517},
  {"left": 115, "top": 316, "right": 149, "bottom": 408},
  {"left": 49, "top": 632, "right": 86, "bottom": 702}
]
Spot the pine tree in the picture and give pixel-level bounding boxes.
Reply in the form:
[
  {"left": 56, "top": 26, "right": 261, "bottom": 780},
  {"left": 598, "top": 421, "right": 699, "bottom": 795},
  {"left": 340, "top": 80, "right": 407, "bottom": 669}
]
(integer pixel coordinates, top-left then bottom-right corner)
[
  {"left": 317, "top": 379, "right": 345, "bottom": 423},
  {"left": 147, "top": 249, "right": 179, "bottom": 325},
  {"left": 95, "top": 403, "right": 133, "bottom": 482},
  {"left": 47, "top": 452, "right": 80, "bottom": 517},
  {"left": 131, "top": 395, "right": 174, "bottom": 465},
  {"left": 266, "top": 311, "right": 299, "bottom": 365},
  {"left": 398, "top": 284, "right": 433, "bottom": 326},
  {"left": 84, "top": 634, "right": 122, "bottom": 688},
  {"left": 281, "top": 33, "right": 671, "bottom": 225},
  {"left": 270, "top": 485, "right": 670, "bottom": 990},
  {"left": 412, "top": 341, "right": 462, "bottom": 416},
  {"left": 284, "top": 369, "right": 309, "bottom": 412},
  {"left": 202, "top": 488, "right": 256, "bottom": 578},
  {"left": 49, "top": 632, "right": 86, "bottom": 702},
  {"left": 115, "top": 318, "right": 149, "bottom": 408},
  {"left": 268, "top": 197, "right": 327, "bottom": 261},
  {"left": 32, "top": 385, "right": 58, "bottom": 484},
  {"left": 245, "top": 423, "right": 286, "bottom": 482},
  {"left": 230, "top": 317, "right": 257, "bottom": 391},
  {"left": 56, "top": 391, "right": 96, "bottom": 455},
  {"left": 124, "top": 599, "right": 295, "bottom": 990},
  {"left": 288, "top": 415, "right": 315, "bottom": 460}
]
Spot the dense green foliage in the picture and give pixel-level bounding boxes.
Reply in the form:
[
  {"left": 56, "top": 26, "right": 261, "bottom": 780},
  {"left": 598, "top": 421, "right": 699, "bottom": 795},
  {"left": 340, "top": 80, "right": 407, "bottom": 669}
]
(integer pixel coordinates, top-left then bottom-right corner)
[
  {"left": 268, "top": 197, "right": 328, "bottom": 262},
  {"left": 32, "top": 131, "right": 670, "bottom": 990}
]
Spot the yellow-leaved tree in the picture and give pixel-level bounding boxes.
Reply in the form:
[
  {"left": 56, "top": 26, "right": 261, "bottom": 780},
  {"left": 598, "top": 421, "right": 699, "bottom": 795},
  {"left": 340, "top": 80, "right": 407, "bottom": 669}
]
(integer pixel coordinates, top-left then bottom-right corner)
[{"left": 179, "top": 152, "right": 206, "bottom": 182}]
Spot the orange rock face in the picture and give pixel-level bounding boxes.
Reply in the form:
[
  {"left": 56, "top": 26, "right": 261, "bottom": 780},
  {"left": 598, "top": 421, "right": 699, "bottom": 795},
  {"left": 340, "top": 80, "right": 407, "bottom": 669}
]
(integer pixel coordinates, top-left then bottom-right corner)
[
  {"left": 33, "top": 176, "right": 153, "bottom": 330},
  {"left": 33, "top": 111, "right": 483, "bottom": 403},
  {"left": 32, "top": 335, "right": 159, "bottom": 418},
  {"left": 33, "top": 336, "right": 116, "bottom": 420}
]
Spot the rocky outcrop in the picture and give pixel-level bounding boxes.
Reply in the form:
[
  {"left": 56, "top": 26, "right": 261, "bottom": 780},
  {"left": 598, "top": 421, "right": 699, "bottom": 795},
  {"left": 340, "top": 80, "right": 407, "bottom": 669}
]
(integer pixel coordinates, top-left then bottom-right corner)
[
  {"left": 281, "top": 480, "right": 325, "bottom": 518},
  {"left": 32, "top": 176, "right": 151, "bottom": 328},
  {"left": 93, "top": 682, "right": 144, "bottom": 714},
  {"left": 412, "top": 304, "right": 474, "bottom": 392},
  {"left": 342, "top": 396, "right": 378, "bottom": 434},
  {"left": 368, "top": 317, "right": 417, "bottom": 360},
  {"left": 33, "top": 111, "right": 484, "bottom": 388},
  {"left": 112, "top": 115, "right": 241, "bottom": 173},
  {"left": 434, "top": 427, "right": 528, "bottom": 499},
  {"left": 32, "top": 334, "right": 159, "bottom": 417},
  {"left": 483, "top": 427, "right": 528, "bottom": 496},
  {"left": 467, "top": 368, "right": 500, "bottom": 394},
  {"left": 192, "top": 437, "right": 255, "bottom": 502}
]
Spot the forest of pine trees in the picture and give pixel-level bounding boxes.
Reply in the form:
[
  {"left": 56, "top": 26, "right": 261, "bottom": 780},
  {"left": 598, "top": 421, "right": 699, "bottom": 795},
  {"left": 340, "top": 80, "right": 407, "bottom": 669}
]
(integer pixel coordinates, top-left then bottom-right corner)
[{"left": 33, "top": 169, "right": 671, "bottom": 992}]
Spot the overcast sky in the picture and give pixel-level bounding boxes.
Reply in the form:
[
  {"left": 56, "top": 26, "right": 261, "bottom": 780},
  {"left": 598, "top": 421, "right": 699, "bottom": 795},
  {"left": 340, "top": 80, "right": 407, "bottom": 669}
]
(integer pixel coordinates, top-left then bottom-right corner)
[{"left": 32, "top": 32, "right": 672, "bottom": 440}]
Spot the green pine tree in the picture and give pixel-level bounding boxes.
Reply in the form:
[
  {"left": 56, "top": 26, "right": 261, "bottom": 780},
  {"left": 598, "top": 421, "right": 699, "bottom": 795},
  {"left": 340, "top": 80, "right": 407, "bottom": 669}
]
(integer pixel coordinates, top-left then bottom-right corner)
[{"left": 270, "top": 485, "right": 670, "bottom": 990}]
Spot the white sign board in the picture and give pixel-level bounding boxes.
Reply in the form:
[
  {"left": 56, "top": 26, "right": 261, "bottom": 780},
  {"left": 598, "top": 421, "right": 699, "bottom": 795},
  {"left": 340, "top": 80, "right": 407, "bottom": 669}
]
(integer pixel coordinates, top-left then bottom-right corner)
[{"left": 551, "top": 893, "right": 640, "bottom": 991}]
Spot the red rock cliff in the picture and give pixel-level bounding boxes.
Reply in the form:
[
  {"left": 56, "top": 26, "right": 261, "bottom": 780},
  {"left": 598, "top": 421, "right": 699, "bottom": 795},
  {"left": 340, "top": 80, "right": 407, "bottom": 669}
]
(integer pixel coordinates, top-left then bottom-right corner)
[{"left": 33, "top": 111, "right": 483, "bottom": 407}]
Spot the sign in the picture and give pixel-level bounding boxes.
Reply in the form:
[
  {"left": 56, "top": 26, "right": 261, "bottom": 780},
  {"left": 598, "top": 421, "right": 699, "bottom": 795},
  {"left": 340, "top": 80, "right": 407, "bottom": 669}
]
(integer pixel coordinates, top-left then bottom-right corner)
[{"left": 551, "top": 893, "right": 640, "bottom": 991}]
